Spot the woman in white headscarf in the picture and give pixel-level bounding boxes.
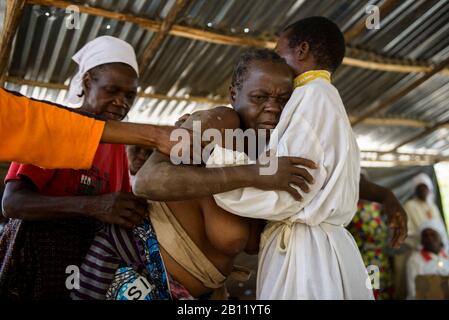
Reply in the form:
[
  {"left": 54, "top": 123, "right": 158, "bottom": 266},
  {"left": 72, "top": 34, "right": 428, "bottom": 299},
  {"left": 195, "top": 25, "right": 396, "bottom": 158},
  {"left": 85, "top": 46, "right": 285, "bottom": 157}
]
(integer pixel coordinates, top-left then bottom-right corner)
[
  {"left": 404, "top": 173, "right": 448, "bottom": 250},
  {"left": 0, "top": 36, "right": 148, "bottom": 300}
]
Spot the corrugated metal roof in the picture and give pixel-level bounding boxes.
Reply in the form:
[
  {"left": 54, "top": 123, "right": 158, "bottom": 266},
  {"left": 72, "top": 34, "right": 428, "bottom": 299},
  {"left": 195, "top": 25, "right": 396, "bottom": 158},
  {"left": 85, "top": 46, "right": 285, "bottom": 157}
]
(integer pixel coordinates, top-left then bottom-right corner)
[{"left": 2, "top": 0, "right": 449, "bottom": 157}]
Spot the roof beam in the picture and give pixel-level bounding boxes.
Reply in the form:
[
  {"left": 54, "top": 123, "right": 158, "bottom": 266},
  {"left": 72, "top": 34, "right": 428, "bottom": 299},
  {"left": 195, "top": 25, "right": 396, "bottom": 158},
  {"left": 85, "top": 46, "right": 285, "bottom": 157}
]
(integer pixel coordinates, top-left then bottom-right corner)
[
  {"left": 389, "top": 119, "right": 449, "bottom": 152},
  {"left": 139, "top": 0, "right": 190, "bottom": 68},
  {"left": 349, "top": 116, "right": 430, "bottom": 129},
  {"left": 26, "top": 0, "right": 449, "bottom": 76},
  {"left": 28, "top": 0, "right": 160, "bottom": 30},
  {"left": 360, "top": 150, "right": 449, "bottom": 167},
  {"left": 0, "top": 0, "right": 27, "bottom": 86},
  {"left": 351, "top": 55, "right": 449, "bottom": 127}
]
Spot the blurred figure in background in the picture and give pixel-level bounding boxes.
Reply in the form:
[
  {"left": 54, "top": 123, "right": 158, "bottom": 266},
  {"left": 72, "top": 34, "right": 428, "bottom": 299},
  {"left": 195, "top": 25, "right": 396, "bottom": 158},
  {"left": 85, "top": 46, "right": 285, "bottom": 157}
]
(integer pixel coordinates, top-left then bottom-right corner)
[
  {"left": 126, "top": 145, "right": 153, "bottom": 186},
  {"left": 394, "top": 173, "right": 448, "bottom": 299},
  {"left": 406, "top": 220, "right": 449, "bottom": 299},
  {"left": 404, "top": 173, "right": 448, "bottom": 249}
]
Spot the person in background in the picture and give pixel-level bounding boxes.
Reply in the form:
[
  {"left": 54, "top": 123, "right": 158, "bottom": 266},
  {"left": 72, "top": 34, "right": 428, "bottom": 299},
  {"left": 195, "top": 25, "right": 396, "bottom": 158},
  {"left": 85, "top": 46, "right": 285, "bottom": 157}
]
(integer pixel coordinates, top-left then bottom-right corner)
[
  {"left": 126, "top": 145, "right": 153, "bottom": 186},
  {"left": 404, "top": 174, "right": 448, "bottom": 249},
  {"left": 393, "top": 173, "right": 448, "bottom": 299},
  {"left": 406, "top": 220, "right": 449, "bottom": 299}
]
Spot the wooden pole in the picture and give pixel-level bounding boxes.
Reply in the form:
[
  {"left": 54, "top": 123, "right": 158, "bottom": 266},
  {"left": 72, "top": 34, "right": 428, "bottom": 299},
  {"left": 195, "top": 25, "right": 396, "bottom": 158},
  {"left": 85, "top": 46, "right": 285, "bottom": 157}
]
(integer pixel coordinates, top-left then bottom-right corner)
[
  {"left": 139, "top": 0, "right": 190, "bottom": 67},
  {"left": 0, "top": 0, "right": 27, "bottom": 86}
]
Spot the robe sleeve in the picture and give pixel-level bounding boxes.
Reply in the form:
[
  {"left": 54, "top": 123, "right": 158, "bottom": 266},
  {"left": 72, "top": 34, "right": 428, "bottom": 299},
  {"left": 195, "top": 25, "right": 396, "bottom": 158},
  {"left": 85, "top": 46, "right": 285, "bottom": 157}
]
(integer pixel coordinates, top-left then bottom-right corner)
[{"left": 211, "top": 83, "right": 352, "bottom": 223}]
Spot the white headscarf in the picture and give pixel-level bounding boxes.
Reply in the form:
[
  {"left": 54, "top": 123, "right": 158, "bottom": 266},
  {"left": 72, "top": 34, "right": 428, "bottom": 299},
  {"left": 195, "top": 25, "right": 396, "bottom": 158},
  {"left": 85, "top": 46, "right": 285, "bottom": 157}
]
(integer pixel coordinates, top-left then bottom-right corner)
[{"left": 66, "top": 36, "right": 139, "bottom": 108}]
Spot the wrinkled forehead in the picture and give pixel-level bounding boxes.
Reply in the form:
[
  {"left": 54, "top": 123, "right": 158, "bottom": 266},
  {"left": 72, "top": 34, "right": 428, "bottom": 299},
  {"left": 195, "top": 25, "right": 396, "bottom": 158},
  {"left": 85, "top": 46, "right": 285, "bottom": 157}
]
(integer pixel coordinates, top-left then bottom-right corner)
[
  {"left": 89, "top": 63, "right": 138, "bottom": 85},
  {"left": 241, "top": 61, "right": 293, "bottom": 91}
]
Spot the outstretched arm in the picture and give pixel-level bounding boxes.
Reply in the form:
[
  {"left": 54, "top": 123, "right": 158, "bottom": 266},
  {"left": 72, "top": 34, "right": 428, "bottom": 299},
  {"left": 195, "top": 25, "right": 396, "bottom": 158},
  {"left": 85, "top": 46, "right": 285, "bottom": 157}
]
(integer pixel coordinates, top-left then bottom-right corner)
[
  {"left": 102, "top": 121, "right": 179, "bottom": 157},
  {"left": 359, "top": 174, "right": 408, "bottom": 248},
  {"left": 0, "top": 88, "right": 181, "bottom": 169}
]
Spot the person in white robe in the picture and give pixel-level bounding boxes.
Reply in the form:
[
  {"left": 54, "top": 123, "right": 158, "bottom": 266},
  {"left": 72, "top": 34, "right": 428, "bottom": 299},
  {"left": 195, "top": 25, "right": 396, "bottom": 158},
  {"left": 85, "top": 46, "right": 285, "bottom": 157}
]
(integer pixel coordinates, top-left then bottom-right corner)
[
  {"left": 404, "top": 173, "right": 448, "bottom": 250},
  {"left": 406, "top": 220, "right": 449, "bottom": 299},
  {"left": 207, "top": 17, "right": 374, "bottom": 299}
]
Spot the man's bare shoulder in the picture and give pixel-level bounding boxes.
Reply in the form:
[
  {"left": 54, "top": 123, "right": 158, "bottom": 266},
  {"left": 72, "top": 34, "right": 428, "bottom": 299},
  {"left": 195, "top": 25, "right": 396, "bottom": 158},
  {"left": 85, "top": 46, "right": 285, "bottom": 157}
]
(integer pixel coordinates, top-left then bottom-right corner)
[{"left": 181, "top": 106, "right": 240, "bottom": 131}]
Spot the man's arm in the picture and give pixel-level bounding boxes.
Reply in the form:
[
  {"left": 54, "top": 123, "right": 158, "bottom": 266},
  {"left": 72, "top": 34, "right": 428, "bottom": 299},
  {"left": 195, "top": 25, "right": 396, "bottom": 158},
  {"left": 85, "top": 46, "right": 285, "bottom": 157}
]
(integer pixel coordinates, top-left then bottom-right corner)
[
  {"left": 2, "top": 179, "right": 147, "bottom": 229},
  {"left": 359, "top": 174, "right": 408, "bottom": 248},
  {"left": 102, "top": 121, "right": 178, "bottom": 157},
  {"left": 0, "top": 88, "right": 180, "bottom": 169},
  {"left": 0, "top": 88, "right": 104, "bottom": 169},
  {"left": 134, "top": 151, "right": 313, "bottom": 201}
]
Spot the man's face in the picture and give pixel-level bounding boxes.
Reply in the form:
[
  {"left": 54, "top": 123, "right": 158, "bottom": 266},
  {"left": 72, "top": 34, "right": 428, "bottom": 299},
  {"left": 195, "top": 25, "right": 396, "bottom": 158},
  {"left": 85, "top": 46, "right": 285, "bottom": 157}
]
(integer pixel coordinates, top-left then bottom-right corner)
[
  {"left": 275, "top": 31, "right": 299, "bottom": 73},
  {"left": 421, "top": 228, "right": 443, "bottom": 254},
  {"left": 231, "top": 61, "right": 293, "bottom": 132},
  {"left": 416, "top": 183, "right": 430, "bottom": 201},
  {"left": 126, "top": 146, "right": 153, "bottom": 175},
  {"left": 83, "top": 63, "right": 138, "bottom": 121}
]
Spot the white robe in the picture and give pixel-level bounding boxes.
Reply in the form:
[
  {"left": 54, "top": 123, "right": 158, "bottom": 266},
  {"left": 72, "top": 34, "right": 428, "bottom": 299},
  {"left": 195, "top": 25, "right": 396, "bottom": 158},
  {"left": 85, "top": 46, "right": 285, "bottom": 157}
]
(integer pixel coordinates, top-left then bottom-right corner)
[
  {"left": 207, "top": 77, "right": 373, "bottom": 300},
  {"left": 406, "top": 249, "right": 449, "bottom": 299}
]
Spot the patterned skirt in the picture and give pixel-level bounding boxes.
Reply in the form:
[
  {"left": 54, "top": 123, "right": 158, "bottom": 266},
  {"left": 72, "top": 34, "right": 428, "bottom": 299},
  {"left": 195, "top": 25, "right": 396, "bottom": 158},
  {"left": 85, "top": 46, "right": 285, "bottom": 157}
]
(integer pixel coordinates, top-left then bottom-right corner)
[{"left": 0, "top": 218, "right": 99, "bottom": 300}]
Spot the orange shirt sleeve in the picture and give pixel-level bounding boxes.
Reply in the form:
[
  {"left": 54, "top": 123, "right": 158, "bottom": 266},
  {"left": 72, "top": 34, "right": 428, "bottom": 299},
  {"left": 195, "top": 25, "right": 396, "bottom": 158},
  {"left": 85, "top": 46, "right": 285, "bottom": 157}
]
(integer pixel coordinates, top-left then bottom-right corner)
[{"left": 0, "top": 88, "right": 105, "bottom": 169}]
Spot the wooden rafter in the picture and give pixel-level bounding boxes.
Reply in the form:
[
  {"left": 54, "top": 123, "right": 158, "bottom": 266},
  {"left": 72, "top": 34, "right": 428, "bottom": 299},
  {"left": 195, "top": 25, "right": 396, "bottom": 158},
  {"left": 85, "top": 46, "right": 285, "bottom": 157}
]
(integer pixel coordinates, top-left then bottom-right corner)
[
  {"left": 390, "top": 119, "right": 449, "bottom": 152},
  {"left": 351, "top": 55, "right": 449, "bottom": 127},
  {"left": 26, "top": 0, "right": 449, "bottom": 76},
  {"left": 349, "top": 116, "right": 433, "bottom": 129},
  {"left": 360, "top": 150, "right": 449, "bottom": 167},
  {"left": 139, "top": 0, "right": 190, "bottom": 68},
  {"left": 0, "top": 0, "right": 27, "bottom": 86}
]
